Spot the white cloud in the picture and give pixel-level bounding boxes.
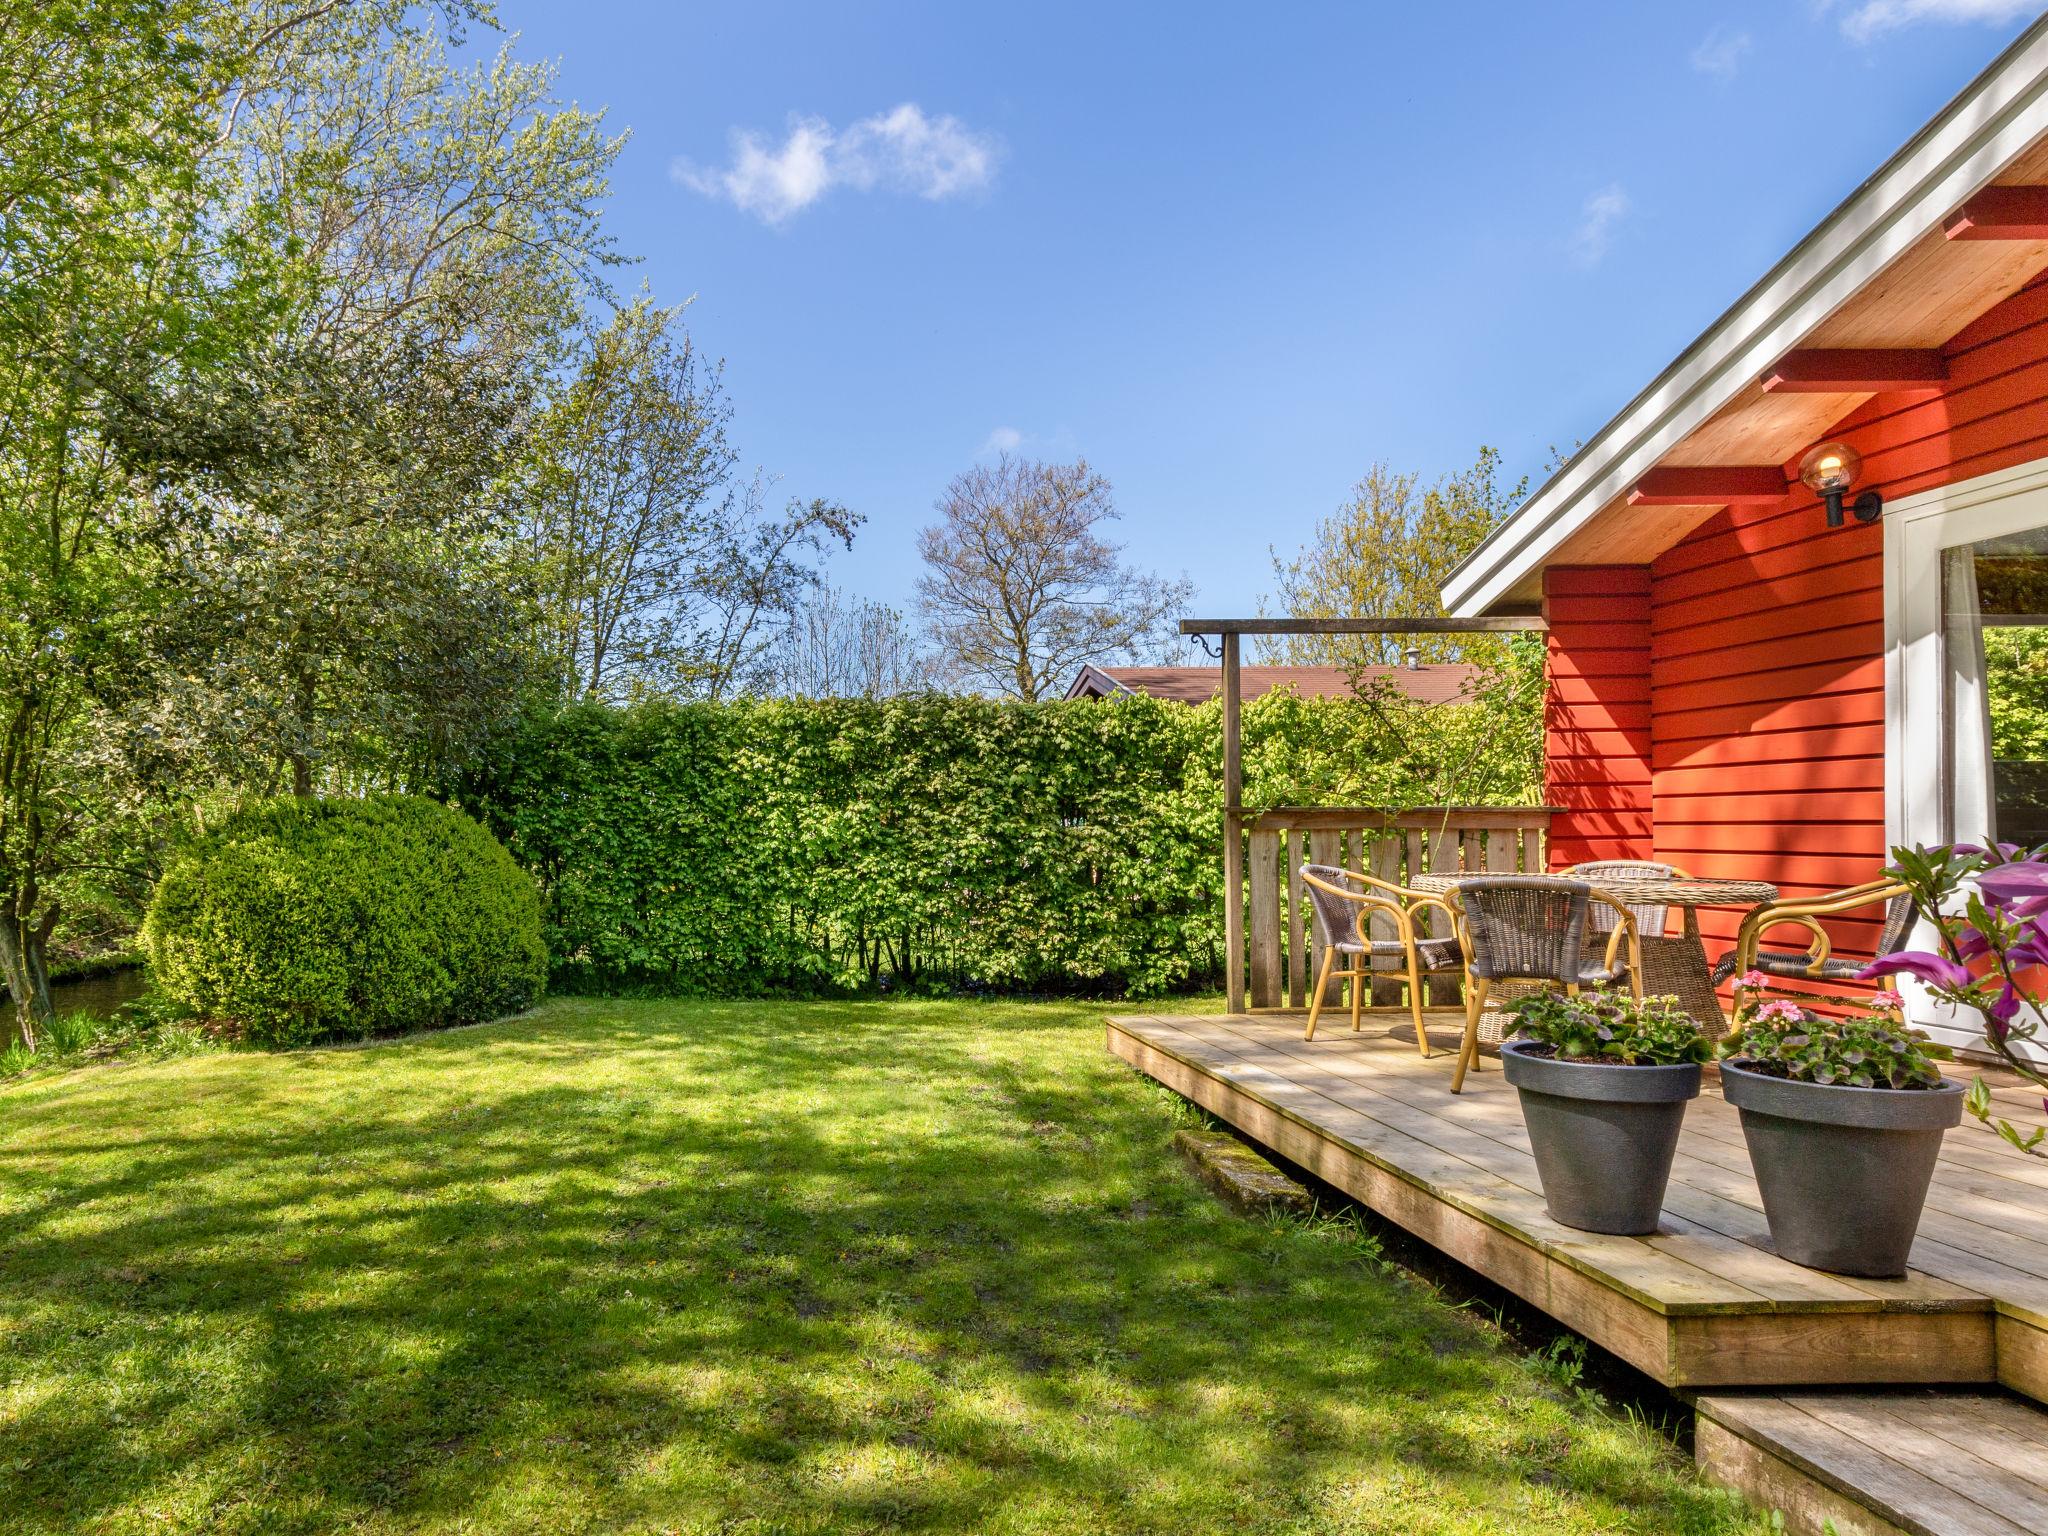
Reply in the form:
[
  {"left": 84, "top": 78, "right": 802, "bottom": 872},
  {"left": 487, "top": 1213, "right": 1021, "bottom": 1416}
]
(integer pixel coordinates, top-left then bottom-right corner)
[
  {"left": 980, "top": 426, "right": 1024, "bottom": 457},
  {"left": 1833, "top": 0, "right": 2036, "bottom": 43},
  {"left": 674, "top": 104, "right": 1000, "bottom": 224},
  {"left": 1570, "top": 184, "right": 1630, "bottom": 268},
  {"left": 1690, "top": 26, "right": 1753, "bottom": 77}
]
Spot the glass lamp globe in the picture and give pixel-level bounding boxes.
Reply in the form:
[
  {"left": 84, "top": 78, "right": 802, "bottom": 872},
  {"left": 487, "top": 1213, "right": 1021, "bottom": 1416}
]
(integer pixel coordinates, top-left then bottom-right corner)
[{"left": 1799, "top": 441, "right": 1861, "bottom": 496}]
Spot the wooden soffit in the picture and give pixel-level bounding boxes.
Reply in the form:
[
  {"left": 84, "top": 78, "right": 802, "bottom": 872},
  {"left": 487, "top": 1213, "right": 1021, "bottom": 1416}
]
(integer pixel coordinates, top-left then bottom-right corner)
[
  {"left": 1538, "top": 148, "right": 2048, "bottom": 588},
  {"left": 1445, "top": 20, "right": 2048, "bottom": 614}
]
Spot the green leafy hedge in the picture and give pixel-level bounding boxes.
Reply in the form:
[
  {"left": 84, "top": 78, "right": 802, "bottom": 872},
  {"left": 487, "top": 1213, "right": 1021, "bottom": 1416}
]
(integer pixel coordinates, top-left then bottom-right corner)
[
  {"left": 457, "top": 683, "right": 1540, "bottom": 998},
  {"left": 143, "top": 795, "right": 547, "bottom": 1046}
]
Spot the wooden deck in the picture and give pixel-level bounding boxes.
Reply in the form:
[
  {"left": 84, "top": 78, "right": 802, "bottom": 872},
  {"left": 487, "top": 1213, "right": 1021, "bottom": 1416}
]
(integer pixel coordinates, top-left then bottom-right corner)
[
  {"left": 1107, "top": 1009, "right": 2048, "bottom": 1399},
  {"left": 1695, "top": 1392, "right": 2048, "bottom": 1536}
]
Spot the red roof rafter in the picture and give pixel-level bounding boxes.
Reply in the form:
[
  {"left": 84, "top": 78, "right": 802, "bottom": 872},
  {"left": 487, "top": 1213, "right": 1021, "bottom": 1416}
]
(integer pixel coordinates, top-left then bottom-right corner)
[
  {"left": 1626, "top": 466, "right": 1788, "bottom": 507},
  {"left": 1760, "top": 348, "right": 1949, "bottom": 394},
  {"left": 1944, "top": 185, "right": 2048, "bottom": 240}
]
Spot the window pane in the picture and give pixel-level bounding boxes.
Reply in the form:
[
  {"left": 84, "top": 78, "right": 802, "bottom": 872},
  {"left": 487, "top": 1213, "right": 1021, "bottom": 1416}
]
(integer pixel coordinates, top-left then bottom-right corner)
[{"left": 1945, "top": 525, "right": 2048, "bottom": 847}]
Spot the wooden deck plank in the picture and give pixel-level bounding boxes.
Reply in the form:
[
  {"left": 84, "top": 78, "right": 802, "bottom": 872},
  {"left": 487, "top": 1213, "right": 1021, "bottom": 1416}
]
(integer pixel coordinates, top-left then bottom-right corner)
[
  {"left": 1798, "top": 1396, "right": 2048, "bottom": 1525},
  {"left": 1696, "top": 1393, "right": 2048, "bottom": 1536}
]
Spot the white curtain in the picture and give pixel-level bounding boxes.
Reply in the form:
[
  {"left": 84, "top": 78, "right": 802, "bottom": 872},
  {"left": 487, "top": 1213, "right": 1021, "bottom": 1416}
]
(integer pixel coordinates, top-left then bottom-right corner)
[{"left": 1943, "top": 546, "right": 1996, "bottom": 845}]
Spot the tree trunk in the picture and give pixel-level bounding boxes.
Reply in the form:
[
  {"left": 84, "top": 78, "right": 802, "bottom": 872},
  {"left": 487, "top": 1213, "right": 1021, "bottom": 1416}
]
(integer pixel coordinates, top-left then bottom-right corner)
[{"left": 0, "top": 907, "right": 49, "bottom": 1052}]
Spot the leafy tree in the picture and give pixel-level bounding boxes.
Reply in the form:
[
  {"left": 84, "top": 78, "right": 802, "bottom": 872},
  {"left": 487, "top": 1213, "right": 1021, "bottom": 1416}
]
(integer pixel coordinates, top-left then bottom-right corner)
[
  {"left": 1987, "top": 627, "right": 2048, "bottom": 762},
  {"left": 0, "top": 0, "right": 242, "bottom": 1047},
  {"left": 916, "top": 454, "right": 1191, "bottom": 701},
  {"left": 1260, "top": 446, "right": 1527, "bottom": 665},
  {"left": 134, "top": 4, "right": 625, "bottom": 799},
  {"left": 0, "top": 1, "right": 621, "bottom": 1043},
  {"left": 525, "top": 298, "right": 739, "bottom": 699},
  {"left": 135, "top": 325, "right": 541, "bottom": 797}
]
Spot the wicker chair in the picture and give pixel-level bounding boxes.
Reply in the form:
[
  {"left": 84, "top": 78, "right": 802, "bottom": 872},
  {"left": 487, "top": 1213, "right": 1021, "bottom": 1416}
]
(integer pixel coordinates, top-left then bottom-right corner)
[
  {"left": 1710, "top": 878, "right": 1918, "bottom": 1011},
  {"left": 1564, "top": 859, "right": 1692, "bottom": 939},
  {"left": 1299, "top": 864, "right": 1466, "bottom": 1053},
  {"left": 1448, "top": 876, "right": 1642, "bottom": 1094}
]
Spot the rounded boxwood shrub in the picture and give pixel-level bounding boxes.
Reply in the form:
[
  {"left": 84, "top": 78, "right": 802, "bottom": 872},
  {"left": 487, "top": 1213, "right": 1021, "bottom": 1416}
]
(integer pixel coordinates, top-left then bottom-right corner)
[{"left": 143, "top": 795, "right": 547, "bottom": 1047}]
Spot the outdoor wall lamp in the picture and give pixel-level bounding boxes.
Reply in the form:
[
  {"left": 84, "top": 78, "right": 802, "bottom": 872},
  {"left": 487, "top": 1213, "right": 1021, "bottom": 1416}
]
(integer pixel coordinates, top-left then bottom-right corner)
[{"left": 1799, "top": 440, "right": 1882, "bottom": 528}]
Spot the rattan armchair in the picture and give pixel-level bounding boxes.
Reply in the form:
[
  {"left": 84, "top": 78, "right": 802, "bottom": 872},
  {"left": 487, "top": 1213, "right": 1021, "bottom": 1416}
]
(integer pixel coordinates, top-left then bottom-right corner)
[
  {"left": 1447, "top": 876, "right": 1642, "bottom": 1094},
  {"left": 1710, "top": 878, "right": 1918, "bottom": 1011},
  {"left": 1563, "top": 859, "right": 1693, "bottom": 939},
  {"left": 1299, "top": 864, "right": 1466, "bottom": 1053}
]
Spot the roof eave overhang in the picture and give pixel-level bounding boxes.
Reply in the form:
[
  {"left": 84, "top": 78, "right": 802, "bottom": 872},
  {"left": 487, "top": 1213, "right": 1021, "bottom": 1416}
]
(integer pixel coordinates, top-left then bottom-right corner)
[{"left": 1442, "top": 15, "right": 2048, "bottom": 618}]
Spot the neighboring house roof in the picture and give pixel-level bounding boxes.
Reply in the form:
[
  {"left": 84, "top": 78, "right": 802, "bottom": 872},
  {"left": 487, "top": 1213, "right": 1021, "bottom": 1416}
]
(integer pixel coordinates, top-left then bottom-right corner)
[
  {"left": 1064, "top": 663, "right": 1482, "bottom": 705},
  {"left": 1443, "top": 15, "right": 2048, "bottom": 617}
]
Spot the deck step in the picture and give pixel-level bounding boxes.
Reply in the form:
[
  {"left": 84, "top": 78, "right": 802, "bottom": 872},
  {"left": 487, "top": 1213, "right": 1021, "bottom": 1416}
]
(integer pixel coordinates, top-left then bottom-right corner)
[
  {"left": 1695, "top": 1390, "right": 2048, "bottom": 1536},
  {"left": 1172, "top": 1127, "right": 1314, "bottom": 1215}
]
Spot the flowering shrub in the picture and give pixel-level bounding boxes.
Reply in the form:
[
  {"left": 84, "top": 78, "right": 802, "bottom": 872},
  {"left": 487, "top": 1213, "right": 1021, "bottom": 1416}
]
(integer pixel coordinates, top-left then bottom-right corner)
[
  {"left": 1505, "top": 989, "right": 1713, "bottom": 1067},
  {"left": 1873, "top": 842, "right": 2048, "bottom": 1152},
  {"left": 1719, "top": 989, "right": 1950, "bottom": 1090}
]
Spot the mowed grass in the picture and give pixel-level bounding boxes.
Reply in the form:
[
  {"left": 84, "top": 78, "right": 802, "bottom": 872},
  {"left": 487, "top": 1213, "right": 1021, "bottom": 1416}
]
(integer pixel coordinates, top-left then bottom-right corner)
[{"left": 0, "top": 998, "right": 1761, "bottom": 1535}]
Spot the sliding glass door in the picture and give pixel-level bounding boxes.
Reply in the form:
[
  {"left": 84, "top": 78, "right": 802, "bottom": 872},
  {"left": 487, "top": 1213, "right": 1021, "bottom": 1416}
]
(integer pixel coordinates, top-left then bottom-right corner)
[
  {"left": 1941, "top": 524, "right": 2048, "bottom": 850},
  {"left": 1887, "top": 462, "right": 2048, "bottom": 1052}
]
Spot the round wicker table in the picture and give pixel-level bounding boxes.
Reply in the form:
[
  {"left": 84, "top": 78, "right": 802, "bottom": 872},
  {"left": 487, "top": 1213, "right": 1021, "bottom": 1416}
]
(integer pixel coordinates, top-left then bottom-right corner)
[{"left": 1408, "top": 872, "right": 1779, "bottom": 1038}]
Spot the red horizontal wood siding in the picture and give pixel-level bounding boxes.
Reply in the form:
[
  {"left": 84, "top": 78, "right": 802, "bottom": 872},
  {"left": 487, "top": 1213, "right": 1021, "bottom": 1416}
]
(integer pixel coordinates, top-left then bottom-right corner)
[
  {"left": 1545, "top": 565, "right": 1654, "bottom": 866},
  {"left": 1540, "top": 267, "right": 2048, "bottom": 1003}
]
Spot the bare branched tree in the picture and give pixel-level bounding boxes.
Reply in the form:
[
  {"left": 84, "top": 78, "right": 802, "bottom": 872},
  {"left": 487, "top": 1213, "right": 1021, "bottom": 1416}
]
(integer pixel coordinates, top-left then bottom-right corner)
[
  {"left": 771, "top": 588, "right": 926, "bottom": 699},
  {"left": 915, "top": 455, "right": 1191, "bottom": 701},
  {"left": 686, "top": 479, "right": 861, "bottom": 701}
]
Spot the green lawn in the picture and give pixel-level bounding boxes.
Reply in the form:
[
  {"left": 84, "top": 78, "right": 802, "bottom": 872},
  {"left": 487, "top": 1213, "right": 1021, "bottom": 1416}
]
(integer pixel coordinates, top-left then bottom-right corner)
[{"left": 0, "top": 998, "right": 1761, "bottom": 1535}]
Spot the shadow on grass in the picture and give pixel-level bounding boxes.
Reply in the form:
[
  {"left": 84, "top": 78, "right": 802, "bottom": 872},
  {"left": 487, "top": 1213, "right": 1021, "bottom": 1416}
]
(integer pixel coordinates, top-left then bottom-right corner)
[{"left": 0, "top": 999, "right": 1758, "bottom": 1535}]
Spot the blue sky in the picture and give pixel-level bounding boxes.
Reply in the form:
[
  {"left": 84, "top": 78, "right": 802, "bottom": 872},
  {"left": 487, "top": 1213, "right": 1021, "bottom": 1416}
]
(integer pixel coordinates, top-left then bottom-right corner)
[{"left": 495, "top": 1, "right": 2043, "bottom": 626}]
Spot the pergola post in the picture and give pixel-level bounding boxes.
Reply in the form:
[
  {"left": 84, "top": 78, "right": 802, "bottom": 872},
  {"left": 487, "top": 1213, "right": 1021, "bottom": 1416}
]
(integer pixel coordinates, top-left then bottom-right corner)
[
  {"left": 1184, "top": 614, "right": 1545, "bottom": 1017},
  {"left": 1222, "top": 632, "right": 1244, "bottom": 1014}
]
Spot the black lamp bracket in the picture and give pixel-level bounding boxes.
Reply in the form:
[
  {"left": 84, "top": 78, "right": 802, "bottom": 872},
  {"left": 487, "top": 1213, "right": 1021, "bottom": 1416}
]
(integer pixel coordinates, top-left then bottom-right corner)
[{"left": 1824, "top": 488, "right": 1884, "bottom": 529}]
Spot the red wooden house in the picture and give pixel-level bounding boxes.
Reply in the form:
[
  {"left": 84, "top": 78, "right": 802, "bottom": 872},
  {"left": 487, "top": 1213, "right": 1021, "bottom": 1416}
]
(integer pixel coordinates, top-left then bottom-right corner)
[{"left": 1441, "top": 20, "right": 2048, "bottom": 1054}]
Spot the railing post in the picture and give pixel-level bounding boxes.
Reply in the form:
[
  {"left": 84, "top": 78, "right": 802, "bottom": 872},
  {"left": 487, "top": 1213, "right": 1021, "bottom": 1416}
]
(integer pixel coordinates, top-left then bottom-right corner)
[{"left": 1223, "top": 632, "right": 1245, "bottom": 1013}]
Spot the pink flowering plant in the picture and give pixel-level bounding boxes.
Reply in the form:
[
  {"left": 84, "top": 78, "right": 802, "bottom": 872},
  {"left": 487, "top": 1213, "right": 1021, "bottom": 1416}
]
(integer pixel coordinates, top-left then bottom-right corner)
[
  {"left": 1506, "top": 988, "right": 1713, "bottom": 1066},
  {"left": 1870, "top": 842, "right": 2048, "bottom": 1153},
  {"left": 1719, "top": 985, "right": 1950, "bottom": 1090}
]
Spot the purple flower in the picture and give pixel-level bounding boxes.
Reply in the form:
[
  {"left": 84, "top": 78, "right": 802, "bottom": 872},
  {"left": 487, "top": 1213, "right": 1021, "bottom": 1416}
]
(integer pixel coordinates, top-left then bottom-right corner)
[
  {"left": 1862, "top": 950, "right": 1975, "bottom": 990},
  {"left": 1990, "top": 983, "right": 2026, "bottom": 1024},
  {"left": 2009, "top": 935, "right": 2048, "bottom": 970},
  {"left": 1979, "top": 861, "right": 2048, "bottom": 907}
]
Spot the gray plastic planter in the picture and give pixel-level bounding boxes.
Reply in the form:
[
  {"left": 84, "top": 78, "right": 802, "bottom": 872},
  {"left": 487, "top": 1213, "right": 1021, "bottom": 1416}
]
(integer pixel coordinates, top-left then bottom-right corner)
[
  {"left": 1501, "top": 1041, "right": 1701, "bottom": 1235},
  {"left": 1720, "top": 1062, "right": 1964, "bottom": 1278}
]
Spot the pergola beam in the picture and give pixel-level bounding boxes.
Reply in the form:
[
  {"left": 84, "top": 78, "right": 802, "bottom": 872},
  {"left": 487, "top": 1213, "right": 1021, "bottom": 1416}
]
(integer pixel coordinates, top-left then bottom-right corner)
[
  {"left": 1945, "top": 185, "right": 2048, "bottom": 240},
  {"left": 1760, "top": 348, "right": 1948, "bottom": 394},
  {"left": 1181, "top": 615, "right": 1544, "bottom": 635}
]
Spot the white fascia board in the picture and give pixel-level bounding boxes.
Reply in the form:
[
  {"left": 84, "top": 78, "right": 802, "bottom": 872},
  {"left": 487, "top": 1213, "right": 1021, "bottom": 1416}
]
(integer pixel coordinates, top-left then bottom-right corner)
[{"left": 1442, "top": 15, "right": 2048, "bottom": 618}]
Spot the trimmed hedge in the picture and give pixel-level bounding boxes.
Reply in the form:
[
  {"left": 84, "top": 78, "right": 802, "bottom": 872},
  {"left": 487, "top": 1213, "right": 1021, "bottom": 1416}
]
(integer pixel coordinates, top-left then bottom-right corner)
[
  {"left": 143, "top": 795, "right": 547, "bottom": 1046},
  {"left": 456, "top": 684, "right": 1540, "bottom": 998}
]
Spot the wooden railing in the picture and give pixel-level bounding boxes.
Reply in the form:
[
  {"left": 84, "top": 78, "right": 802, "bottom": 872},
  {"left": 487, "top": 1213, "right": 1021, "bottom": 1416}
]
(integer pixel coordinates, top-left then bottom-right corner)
[{"left": 1232, "top": 806, "right": 1557, "bottom": 1011}]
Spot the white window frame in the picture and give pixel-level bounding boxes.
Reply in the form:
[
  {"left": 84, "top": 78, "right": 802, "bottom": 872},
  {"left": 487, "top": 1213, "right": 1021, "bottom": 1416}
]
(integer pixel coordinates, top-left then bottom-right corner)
[{"left": 1884, "top": 455, "right": 2048, "bottom": 1057}]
